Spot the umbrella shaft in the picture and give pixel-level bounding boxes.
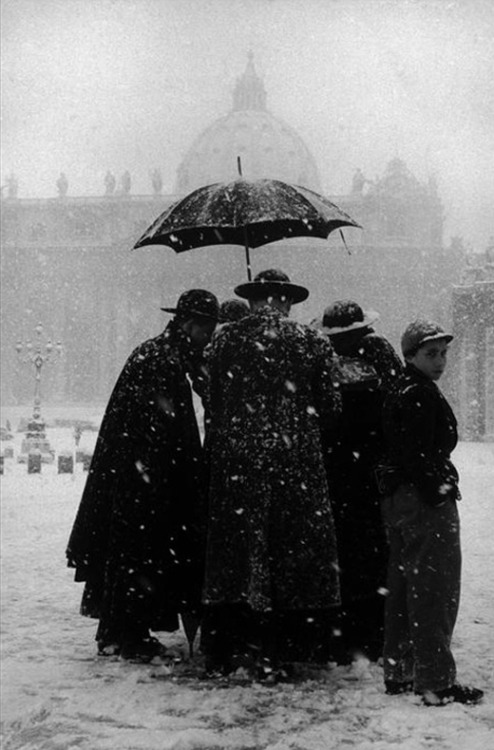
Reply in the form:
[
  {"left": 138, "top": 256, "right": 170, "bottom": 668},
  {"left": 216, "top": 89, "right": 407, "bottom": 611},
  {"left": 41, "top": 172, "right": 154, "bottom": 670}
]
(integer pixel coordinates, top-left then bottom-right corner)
[{"left": 244, "top": 229, "right": 252, "bottom": 280}]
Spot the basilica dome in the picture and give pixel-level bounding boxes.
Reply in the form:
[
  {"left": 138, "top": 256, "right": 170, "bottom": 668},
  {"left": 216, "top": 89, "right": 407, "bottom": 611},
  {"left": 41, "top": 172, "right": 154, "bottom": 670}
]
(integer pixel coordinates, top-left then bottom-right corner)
[{"left": 175, "top": 54, "right": 322, "bottom": 193}]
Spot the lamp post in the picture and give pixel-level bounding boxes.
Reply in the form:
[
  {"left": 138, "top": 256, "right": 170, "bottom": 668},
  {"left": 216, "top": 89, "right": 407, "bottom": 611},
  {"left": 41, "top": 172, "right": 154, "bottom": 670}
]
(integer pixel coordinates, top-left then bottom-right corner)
[{"left": 15, "top": 322, "right": 62, "bottom": 463}]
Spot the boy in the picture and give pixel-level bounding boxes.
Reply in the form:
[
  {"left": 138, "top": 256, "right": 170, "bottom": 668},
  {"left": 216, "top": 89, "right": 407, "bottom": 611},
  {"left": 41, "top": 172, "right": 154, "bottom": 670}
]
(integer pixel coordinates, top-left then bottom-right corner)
[{"left": 380, "top": 319, "right": 483, "bottom": 706}]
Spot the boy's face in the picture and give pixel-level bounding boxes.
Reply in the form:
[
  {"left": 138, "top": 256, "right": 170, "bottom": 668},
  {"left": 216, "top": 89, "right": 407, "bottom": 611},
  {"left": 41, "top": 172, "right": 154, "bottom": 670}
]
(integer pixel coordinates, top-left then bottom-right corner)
[{"left": 407, "top": 338, "right": 450, "bottom": 381}]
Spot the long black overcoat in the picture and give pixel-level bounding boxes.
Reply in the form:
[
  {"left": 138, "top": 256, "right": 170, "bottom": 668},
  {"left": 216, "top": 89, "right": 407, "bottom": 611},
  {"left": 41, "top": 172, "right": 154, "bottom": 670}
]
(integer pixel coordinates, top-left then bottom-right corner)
[
  {"left": 203, "top": 307, "right": 342, "bottom": 613},
  {"left": 322, "top": 331, "right": 403, "bottom": 602},
  {"left": 66, "top": 321, "right": 208, "bottom": 633}
]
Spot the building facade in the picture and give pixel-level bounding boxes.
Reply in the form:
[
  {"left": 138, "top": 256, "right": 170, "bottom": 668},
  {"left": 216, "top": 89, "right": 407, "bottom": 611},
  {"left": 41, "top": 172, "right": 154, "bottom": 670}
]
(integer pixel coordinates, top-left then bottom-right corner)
[
  {"left": 449, "top": 249, "right": 494, "bottom": 440},
  {"left": 3, "top": 56, "right": 487, "bottom": 438}
]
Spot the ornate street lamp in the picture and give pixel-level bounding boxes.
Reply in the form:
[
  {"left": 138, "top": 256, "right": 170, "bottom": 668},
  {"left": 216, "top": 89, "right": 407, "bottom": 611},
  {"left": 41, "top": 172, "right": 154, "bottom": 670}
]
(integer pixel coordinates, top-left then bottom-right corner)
[{"left": 15, "top": 322, "right": 62, "bottom": 463}]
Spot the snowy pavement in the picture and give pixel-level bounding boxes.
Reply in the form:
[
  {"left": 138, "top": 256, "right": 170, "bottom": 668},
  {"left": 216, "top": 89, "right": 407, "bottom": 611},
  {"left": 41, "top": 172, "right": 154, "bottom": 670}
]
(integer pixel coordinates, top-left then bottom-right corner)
[{"left": 1, "top": 416, "right": 494, "bottom": 750}]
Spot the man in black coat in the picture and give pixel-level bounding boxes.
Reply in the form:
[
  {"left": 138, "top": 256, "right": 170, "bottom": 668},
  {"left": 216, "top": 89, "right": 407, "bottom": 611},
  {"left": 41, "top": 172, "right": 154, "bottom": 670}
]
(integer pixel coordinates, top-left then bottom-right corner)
[
  {"left": 380, "top": 319, "right": 483, "bottom": 706},
  {"left": 202, "top": 269, "right": 342, "bottom": 677},
  {"left": 317, "top": 300, "right": 403, "bottom": 663},
  {"left": 66, "top": 289, "right": 219, "bottom": 662}
]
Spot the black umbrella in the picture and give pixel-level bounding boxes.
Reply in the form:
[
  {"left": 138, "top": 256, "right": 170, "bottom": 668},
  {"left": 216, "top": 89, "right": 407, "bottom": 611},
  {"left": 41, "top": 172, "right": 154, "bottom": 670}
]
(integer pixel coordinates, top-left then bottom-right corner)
[{"left": 134, "top": 174, "right": 361, "bottom": 280}]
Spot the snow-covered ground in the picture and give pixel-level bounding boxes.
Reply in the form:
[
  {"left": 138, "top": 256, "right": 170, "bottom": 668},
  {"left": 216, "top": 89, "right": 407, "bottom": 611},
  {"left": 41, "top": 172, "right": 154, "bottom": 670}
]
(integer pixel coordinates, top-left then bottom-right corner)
[{"left": 1, "top": 407, "right": 494, "bottom": 750}]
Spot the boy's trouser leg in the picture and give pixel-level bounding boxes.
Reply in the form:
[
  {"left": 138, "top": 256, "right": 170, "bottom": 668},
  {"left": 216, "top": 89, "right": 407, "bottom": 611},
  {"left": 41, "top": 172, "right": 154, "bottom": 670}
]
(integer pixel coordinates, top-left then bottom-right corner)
[
  {"left": 382, "top": 514, "right": 414, "bottom": 684},
  {"left": 382, "top": 485, "right": 461, "bottom": 693}
]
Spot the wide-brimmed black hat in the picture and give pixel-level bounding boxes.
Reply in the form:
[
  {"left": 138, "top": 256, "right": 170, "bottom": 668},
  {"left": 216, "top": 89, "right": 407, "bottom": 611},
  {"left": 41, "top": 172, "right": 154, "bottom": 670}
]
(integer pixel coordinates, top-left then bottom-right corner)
[
  {"left": 234, "top": 269, "right": 309, "bottom": 304},
  {"left": 318, "top": 300, "right": 379, "bottom": 335},
  {"left": 161, "top": 289, "right": 219, "bottom": 321}
]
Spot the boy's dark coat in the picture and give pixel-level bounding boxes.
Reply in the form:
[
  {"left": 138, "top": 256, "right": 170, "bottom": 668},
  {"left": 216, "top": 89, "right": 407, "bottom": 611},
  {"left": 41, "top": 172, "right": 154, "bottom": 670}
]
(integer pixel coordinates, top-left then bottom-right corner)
[{"left": 382, "top": 363, "right": 460, "bottom": 506}]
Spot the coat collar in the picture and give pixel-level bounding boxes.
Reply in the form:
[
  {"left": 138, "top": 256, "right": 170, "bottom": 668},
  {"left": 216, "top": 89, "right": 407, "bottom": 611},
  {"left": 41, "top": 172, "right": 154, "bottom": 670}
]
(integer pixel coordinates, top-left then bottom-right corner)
[
  {"left": 163, "top": 319, "right": 196, "bottom": 361},
  {"left": 252, "top": 304, "right": 289, "bottom": 319},
  {"left": 404, "top": 362, "right": 438, "bottom": 388}
]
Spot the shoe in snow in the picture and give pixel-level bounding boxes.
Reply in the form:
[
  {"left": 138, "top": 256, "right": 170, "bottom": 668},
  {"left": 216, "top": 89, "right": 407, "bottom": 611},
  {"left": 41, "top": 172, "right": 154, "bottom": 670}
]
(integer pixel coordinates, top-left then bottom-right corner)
[
  {"left": 420, "top": 684, "right": 484, "bottom": 706},
  {"left": 97, "top": 641, "right": 121, "bottom": 656},
  {"left": 120, "top": 636, "right": 168, "bottom": 664},
  {"left": 385, "top": 680, "right": 414, "bottom": 695}
]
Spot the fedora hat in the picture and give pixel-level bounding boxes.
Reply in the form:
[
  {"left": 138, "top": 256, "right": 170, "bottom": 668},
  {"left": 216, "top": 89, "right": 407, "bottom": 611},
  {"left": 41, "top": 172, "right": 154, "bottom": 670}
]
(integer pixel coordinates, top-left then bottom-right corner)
[
  {"left": 319, "top": 300, "right": 379, "bottom": 335},
  {"left": 161, "top": 289, "right": 219, "bottom": 321},
  {"left": 234, "top": 269, "right": 309, "bottom": 305}
]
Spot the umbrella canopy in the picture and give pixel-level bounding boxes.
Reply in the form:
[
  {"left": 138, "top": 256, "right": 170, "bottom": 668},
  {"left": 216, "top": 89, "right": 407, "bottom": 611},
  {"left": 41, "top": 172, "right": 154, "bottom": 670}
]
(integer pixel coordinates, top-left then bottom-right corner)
[{"left": 133, "top": 177, "right": 361, "bottom": 279}]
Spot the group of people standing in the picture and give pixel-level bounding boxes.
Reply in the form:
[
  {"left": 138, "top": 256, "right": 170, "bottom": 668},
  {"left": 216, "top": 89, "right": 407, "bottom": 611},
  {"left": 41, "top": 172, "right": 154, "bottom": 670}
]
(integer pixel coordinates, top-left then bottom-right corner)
[{"left": 66, "top": 267, "right": 482, "bottom": 707}]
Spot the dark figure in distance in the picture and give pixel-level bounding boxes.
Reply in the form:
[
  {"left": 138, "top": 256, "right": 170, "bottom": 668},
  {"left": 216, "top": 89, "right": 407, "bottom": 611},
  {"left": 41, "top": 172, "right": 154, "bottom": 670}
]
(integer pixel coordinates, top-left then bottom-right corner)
[
  {"left": 5, "top": 173, "right": 18, "bottom": 199},
  {"left": 104, "top": 171, "right": 116, "bottom": 195},
  {"left": 57, "top": 172, "right": 68, "bottom": 197},
  {"left": 151, "top": 168, "right": 163, "bottom": 195},
  {"left": 66, "top": 289, "right": 219, "bottom": 662},
  {"left": 120, "top": 170, "right": 131, "bottom": 195}
]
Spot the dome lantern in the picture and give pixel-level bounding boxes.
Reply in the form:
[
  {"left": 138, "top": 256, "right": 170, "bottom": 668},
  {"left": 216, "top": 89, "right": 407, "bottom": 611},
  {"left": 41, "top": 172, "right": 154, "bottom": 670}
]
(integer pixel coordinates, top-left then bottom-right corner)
[
  {"left": 232, "top": 51, "right": 267, "bottom": 111},
  {"left": 175, "top": 56, "right": 322, "bottom": 193}
]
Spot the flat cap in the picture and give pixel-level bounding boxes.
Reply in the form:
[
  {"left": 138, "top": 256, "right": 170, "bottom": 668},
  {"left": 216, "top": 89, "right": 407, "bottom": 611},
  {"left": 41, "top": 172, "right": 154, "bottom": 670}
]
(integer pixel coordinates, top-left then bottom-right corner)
[{"left": 401, "top": 319, "right": 453, "bottom": 357}]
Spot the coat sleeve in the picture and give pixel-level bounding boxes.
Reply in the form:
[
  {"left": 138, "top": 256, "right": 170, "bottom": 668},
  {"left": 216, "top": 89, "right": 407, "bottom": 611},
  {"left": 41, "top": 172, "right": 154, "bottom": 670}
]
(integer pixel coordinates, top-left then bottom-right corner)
[
  {"left": 311, "top": 333, "right": 342, "bottom": 430},
  {"left": 395, "top": 384, "right": 459, "bottom": 505}
]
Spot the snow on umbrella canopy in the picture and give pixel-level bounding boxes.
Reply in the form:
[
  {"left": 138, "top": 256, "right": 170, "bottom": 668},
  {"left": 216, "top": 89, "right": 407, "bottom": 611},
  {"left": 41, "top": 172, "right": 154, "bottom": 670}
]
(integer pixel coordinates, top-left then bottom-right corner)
[{"left": 133, "top": 178, "right": 361, "bottom": 279}]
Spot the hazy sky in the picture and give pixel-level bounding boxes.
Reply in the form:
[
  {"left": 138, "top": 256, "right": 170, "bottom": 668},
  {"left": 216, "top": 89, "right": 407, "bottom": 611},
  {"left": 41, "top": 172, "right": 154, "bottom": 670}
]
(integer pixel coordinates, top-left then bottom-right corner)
[{"left": 2, "top": 0, "right": 494, "bottom": 248}]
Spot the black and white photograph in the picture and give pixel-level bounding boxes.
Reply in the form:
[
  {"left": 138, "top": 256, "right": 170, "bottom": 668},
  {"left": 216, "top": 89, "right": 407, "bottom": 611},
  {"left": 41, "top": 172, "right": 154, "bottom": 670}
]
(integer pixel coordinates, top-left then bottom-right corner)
[{"left": 1, "top": 1, "right": 493, "bottom": 748}]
